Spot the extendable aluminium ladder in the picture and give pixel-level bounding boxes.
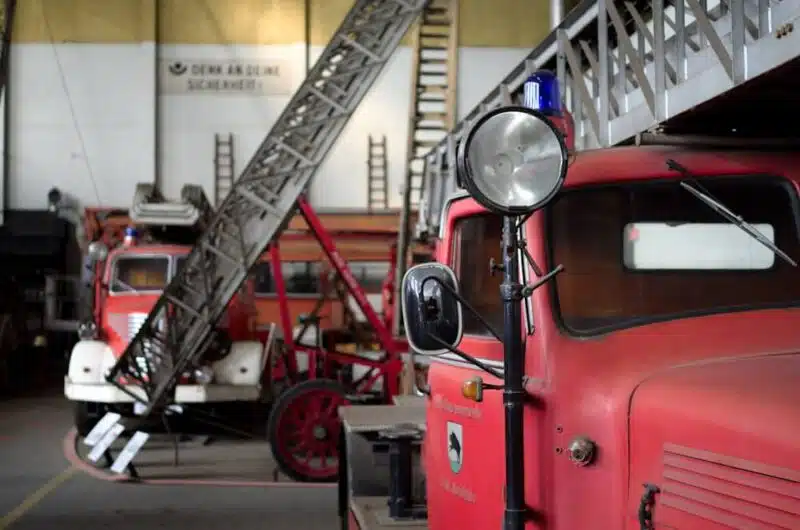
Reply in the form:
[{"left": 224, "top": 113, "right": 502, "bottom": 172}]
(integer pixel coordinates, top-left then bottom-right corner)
[
  {"left": 414, "top": 0, "right": 800, "bottom": 238},
  {"left": 106, "top": 0, "right": 431, "bottom": 419}
]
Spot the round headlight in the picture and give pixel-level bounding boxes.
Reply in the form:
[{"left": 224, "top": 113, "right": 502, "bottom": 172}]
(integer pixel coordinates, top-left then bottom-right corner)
[
  {"left": 87, "top": 241, "right": 109, "bottom": 261},
  {"left": 193, "top": 366, "right": 214, "bottom": 385},
  {"left": 77, "top": 321, "right": 98, "bottom": 340},
  {"left": 456, "top": 106, "right": 568, "bottom": 216}
]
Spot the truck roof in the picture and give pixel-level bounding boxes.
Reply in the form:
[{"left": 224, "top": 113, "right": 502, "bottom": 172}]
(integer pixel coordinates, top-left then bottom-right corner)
[
  {"left": 563, "top": 145, "right": 800, "bottom": 188},
  {"left": 107, "top": 244, "right": 189, "bottom": 259}
]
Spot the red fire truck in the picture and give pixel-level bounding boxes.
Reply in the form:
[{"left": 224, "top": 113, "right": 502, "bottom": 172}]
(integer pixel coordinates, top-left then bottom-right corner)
[
  {"left": 343, "top": 0, "right": 800, "bottom": 527},
  {"left": 63, "top": 196, "right": 272, "bottom": 436}
]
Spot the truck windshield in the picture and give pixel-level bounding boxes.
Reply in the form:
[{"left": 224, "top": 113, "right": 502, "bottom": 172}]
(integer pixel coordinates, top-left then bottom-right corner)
[
  {"left": 111, "top": 256, "right": 170, "bottom": 293},
  {"left": 547, "top": 175, "right": 800, "bottom": 335}
]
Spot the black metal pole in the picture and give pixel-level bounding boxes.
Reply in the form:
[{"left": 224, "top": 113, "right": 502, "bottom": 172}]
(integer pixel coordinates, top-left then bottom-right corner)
[{"left": 501, "top": 215, "right": 525, "bottom": 530}]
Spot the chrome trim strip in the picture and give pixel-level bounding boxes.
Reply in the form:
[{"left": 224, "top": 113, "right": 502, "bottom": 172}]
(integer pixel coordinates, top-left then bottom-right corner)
[{"left": 426, "top": 352, "right": 505, "bottom": 374}]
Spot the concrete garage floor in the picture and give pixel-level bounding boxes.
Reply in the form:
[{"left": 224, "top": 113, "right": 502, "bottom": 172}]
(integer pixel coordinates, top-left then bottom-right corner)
[{"left": 0, "top": 394, "right": 339, "bottom": 529}]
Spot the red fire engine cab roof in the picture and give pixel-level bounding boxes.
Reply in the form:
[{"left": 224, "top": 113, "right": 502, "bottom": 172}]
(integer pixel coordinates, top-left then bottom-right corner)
[{"left": 562, "top": 145, "right": 800, "bottom": 188}]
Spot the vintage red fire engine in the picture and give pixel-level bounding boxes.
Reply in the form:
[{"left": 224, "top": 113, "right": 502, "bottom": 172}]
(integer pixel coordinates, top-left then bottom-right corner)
[
  {"left": 352, "top": 79, "right": 800, "bottom": 529},
  {"left": 63, "top": 215, "right": 269, "bottom": 435}
]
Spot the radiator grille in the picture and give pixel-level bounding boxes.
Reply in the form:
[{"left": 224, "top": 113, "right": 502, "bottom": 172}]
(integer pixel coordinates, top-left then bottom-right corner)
[{"left": 659, "top": 443, "right": 800, "bottom": 529}]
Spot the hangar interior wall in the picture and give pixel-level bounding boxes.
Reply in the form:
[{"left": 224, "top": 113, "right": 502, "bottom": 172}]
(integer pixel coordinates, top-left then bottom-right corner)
[{"left": 7, "top": 0, "right": 557, "bottom": 211}]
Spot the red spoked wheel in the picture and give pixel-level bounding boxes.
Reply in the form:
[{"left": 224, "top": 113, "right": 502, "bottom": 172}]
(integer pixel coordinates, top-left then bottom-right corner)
[{"left": 267, "top": 378, "right": 350, "bottom": 482}]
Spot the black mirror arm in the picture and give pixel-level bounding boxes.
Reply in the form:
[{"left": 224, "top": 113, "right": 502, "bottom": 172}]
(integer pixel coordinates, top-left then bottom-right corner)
[
  {"left": 427, "top": 334, "right": 505, "bottom": 380},
  {"left": 520, "top": 264, "right": 565, "bottom": 297},
  {"left": 420, "top": 276, "right": 503, "bottom": 342},
  {"left": 516, "top": 238, "right": 543, "bottom": 277}
]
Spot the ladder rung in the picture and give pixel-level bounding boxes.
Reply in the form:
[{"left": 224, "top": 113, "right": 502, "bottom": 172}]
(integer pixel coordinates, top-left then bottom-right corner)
[
  {"left": 418, "top": 84, "right": 448, "bottom": 92},
  {"left": 418, "top": 94, "right": 446, "bottom": 102},
  {"left": 417, "top": 111, "right": 448, "bottom": 119},
  {"left": 200, "top": 241, "right": 243, "bottom": 269},
  {"left": 165, "top": 294, "right": 202, "bottom": 319},
  {"left": 234, "top": 186, "right": 284, "bottom": 218},
  {"left": 422, "top": 20, "right": 450, "bottom": 27}
]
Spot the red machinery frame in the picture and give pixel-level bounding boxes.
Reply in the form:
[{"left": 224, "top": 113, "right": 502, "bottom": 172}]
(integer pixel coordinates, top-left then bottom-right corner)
[
  {"left": 262, "top": 197, "right": 408, "bottom": 482},
  {"left": 80, "top": 201, "right": 410, "bottom": 482}
]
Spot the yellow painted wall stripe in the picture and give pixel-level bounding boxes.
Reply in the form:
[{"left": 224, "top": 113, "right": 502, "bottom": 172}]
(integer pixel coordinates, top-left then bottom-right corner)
[{"left": 13, "top": 0, "right": 559, "bottom": 48}]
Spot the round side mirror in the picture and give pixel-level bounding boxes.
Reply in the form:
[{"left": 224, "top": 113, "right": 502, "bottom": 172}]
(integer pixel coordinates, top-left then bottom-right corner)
[
  {"left": 456, "top": 106, "right": 569, "bottom": 216},
  {"left": 401, "top": 263, "right": 463, "bottom": 356}
]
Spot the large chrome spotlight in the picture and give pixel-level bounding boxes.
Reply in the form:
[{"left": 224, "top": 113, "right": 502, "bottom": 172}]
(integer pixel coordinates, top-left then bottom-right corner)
[
  {"left": 456, "top": 106, "right": 568, "bottom": 216},
  {"left": 87, "top": 241, "right": 109, "bottom": 262}
]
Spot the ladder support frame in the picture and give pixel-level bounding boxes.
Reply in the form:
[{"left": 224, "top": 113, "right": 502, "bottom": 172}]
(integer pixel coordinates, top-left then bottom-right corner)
[
  {"left": 106, "top": 0, "right": 431, "bottom": 418},
  {"left": 415, "top": 0, "right": 800, "bottom": 237}
]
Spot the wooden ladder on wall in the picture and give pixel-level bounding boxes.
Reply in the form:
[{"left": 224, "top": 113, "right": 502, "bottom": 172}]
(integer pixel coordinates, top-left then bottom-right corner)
[
  {"left": 366, "top": 135, "right": 389, "bottom": 212},
  {"left": 213, "top": 133, "right": 235, "bottom": 207},
  {"left": 402, "top": 0, "right": 459, "bottom": 210}
]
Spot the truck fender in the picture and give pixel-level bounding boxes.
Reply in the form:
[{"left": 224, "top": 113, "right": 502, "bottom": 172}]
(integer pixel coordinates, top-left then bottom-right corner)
[
  {"left": 212, "top": 341, "right": 265, "bottom": 385},
  {"left": 67, "top": 340, "right": 117, "bottom": 384}
]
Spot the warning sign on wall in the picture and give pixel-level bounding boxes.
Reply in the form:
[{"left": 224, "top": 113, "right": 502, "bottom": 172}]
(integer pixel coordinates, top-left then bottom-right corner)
[{"left": 159, "top": 59, "right": 294, "bottom": 96}]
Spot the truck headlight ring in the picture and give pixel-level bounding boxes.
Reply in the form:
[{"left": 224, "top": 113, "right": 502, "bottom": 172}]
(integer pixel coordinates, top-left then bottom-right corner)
[
  {"left": 456, "top": 106, "right": 568, "bottom": 216},
  {"left": 87, "top": 241, "right": 109, "bottom": 262},
  {"left": 77, "top": 321, "right": 98, "bottom": 340},
  {"left": 193, "top": 366, "right": 214, "bottom": 385}
]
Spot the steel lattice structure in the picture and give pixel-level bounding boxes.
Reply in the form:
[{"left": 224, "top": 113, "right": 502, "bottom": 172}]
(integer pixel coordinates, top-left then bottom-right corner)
[
  {"left": 106, "top": 0, "right": 431, "bottom": 418},
  {"left": 415, "top": 0, "right": 800, "bottom": 238}
]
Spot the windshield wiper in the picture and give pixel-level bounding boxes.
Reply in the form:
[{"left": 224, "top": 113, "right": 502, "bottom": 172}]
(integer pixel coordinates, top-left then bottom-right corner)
[{"left": 666, "top": 159, "right": 798, "bottom": 268}]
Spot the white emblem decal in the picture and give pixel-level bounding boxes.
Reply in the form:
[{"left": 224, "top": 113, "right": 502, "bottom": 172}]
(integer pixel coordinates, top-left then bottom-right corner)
[{"left": 447, "top": 421, "right": 463, "bottom": 473}]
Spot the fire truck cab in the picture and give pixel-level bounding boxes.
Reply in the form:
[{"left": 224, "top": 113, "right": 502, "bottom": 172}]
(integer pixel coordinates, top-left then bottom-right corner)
[
  {"left": 347, "top": 100, "right": 800, "bottom": 530},
  {"left": 64, "top": 202, "right": 270, "bottom": 435}
]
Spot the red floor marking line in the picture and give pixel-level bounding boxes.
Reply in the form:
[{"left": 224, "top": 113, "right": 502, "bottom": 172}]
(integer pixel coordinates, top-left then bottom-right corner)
[
  {"left": 62, "top": 428, "right": 335, "bottom": 488},
  {"left": 62, "top": 428, "right": 131, "bottom": 483},
  {"left": 144, "top": 478, "right": 335, "bottom": 488}
]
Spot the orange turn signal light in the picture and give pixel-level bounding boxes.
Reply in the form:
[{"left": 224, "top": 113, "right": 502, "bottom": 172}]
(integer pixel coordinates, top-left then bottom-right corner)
[{"left": 461, "top": 376, "right": 484, "bottom": 403}]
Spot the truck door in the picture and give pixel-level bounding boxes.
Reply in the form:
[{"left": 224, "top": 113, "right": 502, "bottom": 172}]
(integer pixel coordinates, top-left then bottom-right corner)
[{"left": 425, "top": 209, "right": 511, "bottom": 528}]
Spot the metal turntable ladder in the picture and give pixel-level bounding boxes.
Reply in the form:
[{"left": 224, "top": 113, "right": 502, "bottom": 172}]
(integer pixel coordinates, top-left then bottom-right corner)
[
  {"left": 414, "top": 0, "right": 800, "bottom": 239},
  {"left": 106, "top": 0, "right": 431, "bottom": 419}
]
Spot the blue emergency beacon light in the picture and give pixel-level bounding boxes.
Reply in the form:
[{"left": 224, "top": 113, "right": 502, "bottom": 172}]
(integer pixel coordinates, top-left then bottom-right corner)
[
  {"left": 523, "top": 70, "right": 562, "bottom": 116},
  {"left": 123, "top": 226, "right": 138, "bottom": 246}
]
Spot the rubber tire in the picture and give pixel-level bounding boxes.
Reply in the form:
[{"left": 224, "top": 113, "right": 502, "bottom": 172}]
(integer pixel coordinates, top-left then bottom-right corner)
[{"left": 267, "top": 378, "right": 349, "bottom": 483}]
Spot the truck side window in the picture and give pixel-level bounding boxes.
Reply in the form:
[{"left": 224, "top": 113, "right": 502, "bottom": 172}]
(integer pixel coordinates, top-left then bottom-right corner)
[
  {"left": 252, "top": 261, "right": 322, "bottom": 296},
  {"left": 251, "top": 262, "right": 273, "bottom": 294},
  {"left": 451, "top": 213, "right": 504, "bottom": 335},
  {"left": 282, "top": 262, "right": 322, "bottom": 295},
  {"left": 350, "top": 261, "right": 391, "bottom": 293}
]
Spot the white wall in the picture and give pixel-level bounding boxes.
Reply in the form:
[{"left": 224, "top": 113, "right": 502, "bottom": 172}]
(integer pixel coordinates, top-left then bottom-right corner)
[
  {"left": 8, "top": 43, "right": 156, "bottom": 210},
  {"left": 6, "top": 43, "right": 528, "bottom": 211}
]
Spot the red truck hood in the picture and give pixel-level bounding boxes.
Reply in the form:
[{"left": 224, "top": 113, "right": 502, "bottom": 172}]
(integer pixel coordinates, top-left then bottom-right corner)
[{"left": 628, "top": 353, "right": 800, "bottom": 529}]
